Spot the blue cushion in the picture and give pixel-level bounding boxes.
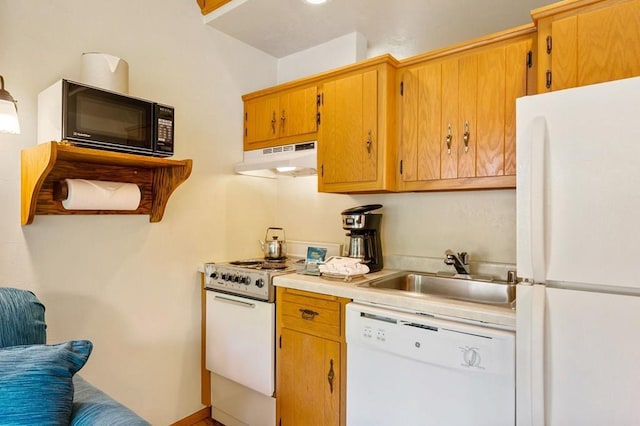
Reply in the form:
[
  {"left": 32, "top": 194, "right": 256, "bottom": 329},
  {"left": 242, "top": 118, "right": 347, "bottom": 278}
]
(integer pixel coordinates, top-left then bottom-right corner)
[
  {"left": 0, "top": 340, "right": 93, "bottom": 426},
  {"left": 71, "top": 375, "right": 151, "bottom": 426},
  {"left": 0, "top": 287, "right": 47, "bottom": 347}
]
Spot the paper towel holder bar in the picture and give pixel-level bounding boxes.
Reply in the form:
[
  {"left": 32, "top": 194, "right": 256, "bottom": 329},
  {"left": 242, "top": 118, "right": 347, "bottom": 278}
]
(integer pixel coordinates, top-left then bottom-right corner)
[
  {"left": 53, "top": 181, "right": 68, "bottom": 202},
  {"left": 52, "top": 180, "right": 143, "bottom": 203},
  {"left": 21, "top": 142, "right": 192, "bottom": 225}
]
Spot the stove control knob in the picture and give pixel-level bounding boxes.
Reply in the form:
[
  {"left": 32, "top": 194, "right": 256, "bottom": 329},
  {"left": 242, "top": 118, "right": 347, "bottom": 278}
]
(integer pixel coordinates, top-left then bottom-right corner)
[
  {"left": 238, "top": 276, "right": 247, "bottom": 284},
  {"left": 255, "top": 279, "right": 265, "bottom": 288},
  {"left": 211, "top": 272, "right": 219, "bottom": 280},
  {"left": 231, "top": 274, "right": 238, "bottom": 283},
  {"left": 244, "top": 276, "right": 252, "bottom": 286},
  {"left": 220, "top": 273, "right": 227, "bottom": 281}
]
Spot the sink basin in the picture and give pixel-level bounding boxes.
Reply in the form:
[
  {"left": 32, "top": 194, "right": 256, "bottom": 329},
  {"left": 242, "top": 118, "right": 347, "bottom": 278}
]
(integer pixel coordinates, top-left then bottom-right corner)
[{"left": 360, "top": 272, "right": 515, "bottom": 306}]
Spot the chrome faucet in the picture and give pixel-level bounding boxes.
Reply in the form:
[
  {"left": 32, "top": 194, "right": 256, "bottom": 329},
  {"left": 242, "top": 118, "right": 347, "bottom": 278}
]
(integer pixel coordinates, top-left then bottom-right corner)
[{"left": 444, "top": 250, "right": 470, "bottom": 275}]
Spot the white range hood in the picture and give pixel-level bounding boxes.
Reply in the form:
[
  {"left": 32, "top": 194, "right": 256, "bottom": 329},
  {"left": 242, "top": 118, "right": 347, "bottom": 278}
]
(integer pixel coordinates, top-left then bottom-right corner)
[{"left": 234, "top": 141, "right": 317, "bottom": 178}]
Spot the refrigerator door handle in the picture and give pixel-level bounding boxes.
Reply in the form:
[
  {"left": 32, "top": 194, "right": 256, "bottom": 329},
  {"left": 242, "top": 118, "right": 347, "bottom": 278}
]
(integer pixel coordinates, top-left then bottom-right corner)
[
  {"left": 530, "top": 284, "right": 546, "bottom": 426},
  {"left": 530, "top": 117, "right": 547, "bottom": 283},
  {"left": 516, "top": 284, "right": 546, "bottom": 426}
]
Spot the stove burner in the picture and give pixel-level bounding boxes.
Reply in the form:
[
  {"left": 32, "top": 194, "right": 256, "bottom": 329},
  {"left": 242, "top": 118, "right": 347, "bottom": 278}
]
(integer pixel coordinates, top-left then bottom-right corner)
[
  {"left": 259, "top": 262, "right": 288, "bottom": 270},
  {"left": 229, "top": 260, "right": 263, "bottom": 266},
  {"left": 264, "top": 256, "right": 287, "bottom": 262}
]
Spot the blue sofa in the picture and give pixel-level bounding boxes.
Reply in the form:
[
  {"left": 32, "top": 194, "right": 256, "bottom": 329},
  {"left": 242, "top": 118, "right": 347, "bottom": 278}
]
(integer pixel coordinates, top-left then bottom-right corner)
[{"left": 0, "top": 287, "right": 150, "bottom": 426}]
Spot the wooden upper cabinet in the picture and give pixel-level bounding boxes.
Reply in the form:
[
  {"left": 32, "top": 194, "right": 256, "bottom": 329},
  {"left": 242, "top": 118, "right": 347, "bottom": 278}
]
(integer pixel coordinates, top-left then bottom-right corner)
[
  {"left": 243, "top": 85, "right": 318, "bottom": 150},
  {"left": 317, "top": 56, "right": 398, "bottom": 193},
  {"left": 397, "top": 25, "right": 535, "bottom": 191},
  {"left": 534, "top": 0, "right": 640, "bottom": 92},
  {"left": 196, "top": 0, "right": 231, "bottom": 15}
]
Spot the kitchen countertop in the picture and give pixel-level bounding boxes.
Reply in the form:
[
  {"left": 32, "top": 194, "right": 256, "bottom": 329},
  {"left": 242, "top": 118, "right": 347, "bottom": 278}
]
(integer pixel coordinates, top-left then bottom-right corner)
[{"left": 274, "top": 269, "right": 516, "bottom": 329}]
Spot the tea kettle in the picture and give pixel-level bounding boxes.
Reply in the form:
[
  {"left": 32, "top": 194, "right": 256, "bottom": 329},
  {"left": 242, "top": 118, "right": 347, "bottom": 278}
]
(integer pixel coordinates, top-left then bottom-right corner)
[{"left": 259, "top": 227, "right": 287, "bottom": 260}]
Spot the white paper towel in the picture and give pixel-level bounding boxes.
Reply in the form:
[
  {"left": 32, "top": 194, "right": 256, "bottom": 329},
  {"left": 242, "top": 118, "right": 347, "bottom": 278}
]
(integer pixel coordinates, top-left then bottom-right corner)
[
  {"left": 81, "top": 52, "right": 129, "bottom": 94},
  {"left": 62, "top": 179, "right": 141, "bottom": 210}
]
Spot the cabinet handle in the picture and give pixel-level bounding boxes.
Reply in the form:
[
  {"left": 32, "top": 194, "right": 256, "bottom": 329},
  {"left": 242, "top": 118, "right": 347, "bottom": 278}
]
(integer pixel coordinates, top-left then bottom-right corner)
[
  {"left": 463, "top": 121, "right": 470, "bottom": 153},
  {"left": 271, "top": 111, "right": 276, "bottom": 134},
  {"left": 327, "top": 359, "right": 335, "bottom": 394},
  {"left": 366, "top": 130, "right": 373, "bottom": 157},
  {"left": 280, "top": 109, "right": 286, "bottom": 127},
  {"left": 299, "top": 308, "right": 319, "bottom": 320},
  {"left": 445, "top": 124, "right": 452, "bottom": 155}
]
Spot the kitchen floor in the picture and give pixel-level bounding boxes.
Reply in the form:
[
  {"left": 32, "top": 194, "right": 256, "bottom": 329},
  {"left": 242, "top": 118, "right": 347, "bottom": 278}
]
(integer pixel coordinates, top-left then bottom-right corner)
[{"left": 191, "top": 419, "right": 223, "bottom": 426}]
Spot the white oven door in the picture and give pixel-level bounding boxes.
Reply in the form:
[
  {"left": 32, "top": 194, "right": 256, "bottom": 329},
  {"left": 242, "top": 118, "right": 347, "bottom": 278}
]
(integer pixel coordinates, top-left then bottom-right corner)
[{"left": 205, "top": 290, "right": 275, "bottom": 396}]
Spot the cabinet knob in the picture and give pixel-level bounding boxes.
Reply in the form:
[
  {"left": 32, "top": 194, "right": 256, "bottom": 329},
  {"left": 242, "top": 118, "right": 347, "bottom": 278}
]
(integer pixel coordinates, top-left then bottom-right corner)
[
  {"left": 463, "top": 121, "right": 470, "bottom": 153},
  {"left": 299, "top": 308, "right": 319, "bottom": 320},
  {"left": 327, "top": 359, "right": 335, "bottom": 394},
  {"left": 366, "top": 130, "right": 373, "bottom": 157},
  {"left": 271, "top": 111, "right": 276, "bottom": 134},
  {"left": 445, "top": 124, "right": 453, "bottom": 155}
]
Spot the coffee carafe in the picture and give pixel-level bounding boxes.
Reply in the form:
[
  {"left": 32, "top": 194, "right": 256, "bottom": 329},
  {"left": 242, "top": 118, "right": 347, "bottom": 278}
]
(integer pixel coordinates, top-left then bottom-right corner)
[{"left": 341, "top": 204, "right": 383, "bottom": 272}]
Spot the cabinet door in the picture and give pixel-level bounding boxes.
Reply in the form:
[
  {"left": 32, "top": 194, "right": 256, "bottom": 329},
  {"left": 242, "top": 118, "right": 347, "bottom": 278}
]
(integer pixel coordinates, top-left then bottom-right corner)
[
  {"left": 457, "top": 54, "right": 478, "bottom": 178},
  {"left": 550, "top": 0, "right": 640, "bottom": 91},
  {"left": 504, "top": 38, "right": 534, "bottom": 175},
  {"left": 278, "top": 328, "right": 340, "bottom": 426},
  {"left": 319, "top": 70, "right": 378, "bottom": 186},
  {"left": 244, "top": 95, "right": 279, "bottom": 147},
  {"left": 440, "top": 58, "right": 459, "bottom": 180},
  {"left": 399, "top": 62, "right": 442, "bottom": 183},
  {"left": 280, "top": 86, "right": 318, "bottom": 138}
]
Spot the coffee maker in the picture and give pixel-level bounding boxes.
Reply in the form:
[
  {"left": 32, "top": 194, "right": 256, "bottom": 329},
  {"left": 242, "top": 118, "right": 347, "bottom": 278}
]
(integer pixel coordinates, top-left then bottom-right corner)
[{"left": 341, "top": 204, "right": 383, "bottom": 272}]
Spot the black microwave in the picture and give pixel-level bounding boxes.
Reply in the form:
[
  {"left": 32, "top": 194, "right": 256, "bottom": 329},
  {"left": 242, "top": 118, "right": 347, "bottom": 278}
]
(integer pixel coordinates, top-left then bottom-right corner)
[{"left": 37, "top": 79, "right": 174, "bottom": 157}]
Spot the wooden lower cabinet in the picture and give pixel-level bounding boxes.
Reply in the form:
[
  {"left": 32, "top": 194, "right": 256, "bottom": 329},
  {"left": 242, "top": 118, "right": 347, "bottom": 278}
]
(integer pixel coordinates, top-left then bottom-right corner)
[{"left": 276, "top": 287, "right": 350, "bottom": 426}]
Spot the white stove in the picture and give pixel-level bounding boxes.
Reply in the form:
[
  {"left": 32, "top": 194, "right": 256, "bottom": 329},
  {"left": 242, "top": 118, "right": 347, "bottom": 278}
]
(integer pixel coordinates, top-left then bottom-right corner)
[{"left": 204, "top": 240, "right": 342, "bottom": 426}]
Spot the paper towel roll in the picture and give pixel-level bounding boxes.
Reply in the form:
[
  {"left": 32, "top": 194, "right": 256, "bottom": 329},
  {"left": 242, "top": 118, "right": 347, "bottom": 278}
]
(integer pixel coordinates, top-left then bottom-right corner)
[
  {"left": 61, "top": 179, "right": 141, "bottom": 210},
  {"left": 81, "top": 52, "right": 129, "bottom": 94}
]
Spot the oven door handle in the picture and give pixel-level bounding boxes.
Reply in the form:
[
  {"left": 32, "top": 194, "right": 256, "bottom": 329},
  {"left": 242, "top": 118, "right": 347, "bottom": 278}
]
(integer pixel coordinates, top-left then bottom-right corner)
[{"left": 213, "top": 294, "right": 256, "bottom": 309}]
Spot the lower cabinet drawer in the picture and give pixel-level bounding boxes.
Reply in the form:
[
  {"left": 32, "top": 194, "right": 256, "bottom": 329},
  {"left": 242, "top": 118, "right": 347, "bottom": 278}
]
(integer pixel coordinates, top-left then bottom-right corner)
[{"left": 280, "top": 291, "right": 341, "bottom": 337}]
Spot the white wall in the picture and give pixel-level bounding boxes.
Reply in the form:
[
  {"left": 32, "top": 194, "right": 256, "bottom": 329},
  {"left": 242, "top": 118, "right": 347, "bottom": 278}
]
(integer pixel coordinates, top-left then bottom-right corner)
[
  {"left": 277, "top": 32, "right": 367, "bottom": 84},
  {"left": 275, "top": 178, "right": 516, "bottom": 265},
  {"left": 0, "top": 0, "right": 279, "bottom": 424}
]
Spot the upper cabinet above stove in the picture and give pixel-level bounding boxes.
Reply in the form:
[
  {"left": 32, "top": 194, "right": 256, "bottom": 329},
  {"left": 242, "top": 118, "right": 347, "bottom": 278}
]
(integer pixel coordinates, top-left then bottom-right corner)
[{"left": 243, "top": 84, "right": 319, "bottom": 151}]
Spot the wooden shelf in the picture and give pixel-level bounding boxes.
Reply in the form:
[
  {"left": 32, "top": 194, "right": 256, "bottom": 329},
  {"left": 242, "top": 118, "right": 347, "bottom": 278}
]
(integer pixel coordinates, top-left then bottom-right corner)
[{"left": 21, "top": 142, "right": 193, "bottom": 225}]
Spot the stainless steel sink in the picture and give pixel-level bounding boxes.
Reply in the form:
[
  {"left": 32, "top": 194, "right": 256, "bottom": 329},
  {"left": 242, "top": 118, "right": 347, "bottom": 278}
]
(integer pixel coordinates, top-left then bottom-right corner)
[{"left": 360, "top": 272, "right": 515, "bottom": 306}]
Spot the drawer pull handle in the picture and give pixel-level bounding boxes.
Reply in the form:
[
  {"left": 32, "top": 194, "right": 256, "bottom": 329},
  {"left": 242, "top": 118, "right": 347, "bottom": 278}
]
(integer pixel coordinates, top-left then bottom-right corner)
[
  {"left": 327, "top": 359, "right": 335, "bottom": 393},
  {"left": 299, "top": 308, "right": 319, "bottom": 320}
]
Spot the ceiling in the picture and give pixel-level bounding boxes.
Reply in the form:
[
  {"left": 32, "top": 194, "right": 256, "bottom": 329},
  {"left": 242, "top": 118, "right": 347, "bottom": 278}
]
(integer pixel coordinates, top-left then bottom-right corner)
[{"left": 204, "top": 0, "right": 557, "bottom": 59}]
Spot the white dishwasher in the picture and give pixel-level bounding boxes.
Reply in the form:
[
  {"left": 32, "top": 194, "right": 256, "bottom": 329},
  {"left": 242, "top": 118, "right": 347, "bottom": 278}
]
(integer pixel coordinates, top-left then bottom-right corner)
[{"left": 346, "top": 302, "right": 515, "bottom": 426}]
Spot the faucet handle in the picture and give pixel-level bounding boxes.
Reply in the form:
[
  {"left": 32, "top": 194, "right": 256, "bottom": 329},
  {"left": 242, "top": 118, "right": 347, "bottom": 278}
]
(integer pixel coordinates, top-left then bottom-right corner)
[{"left": 459, "top": 252, "right": 469, "bottom": 265}]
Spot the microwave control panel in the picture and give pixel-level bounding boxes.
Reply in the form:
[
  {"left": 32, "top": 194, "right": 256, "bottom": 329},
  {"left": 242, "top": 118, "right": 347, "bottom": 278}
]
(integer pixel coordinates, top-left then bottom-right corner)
[{"left": 155, "top": 104, "right": 174, "bottom": 155}]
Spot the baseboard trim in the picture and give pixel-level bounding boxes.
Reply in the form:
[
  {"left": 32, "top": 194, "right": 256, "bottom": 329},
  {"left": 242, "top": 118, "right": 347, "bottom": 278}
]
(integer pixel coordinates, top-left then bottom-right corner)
[{"left": 171, "top": 406, "right": 211, "bottom": 426}]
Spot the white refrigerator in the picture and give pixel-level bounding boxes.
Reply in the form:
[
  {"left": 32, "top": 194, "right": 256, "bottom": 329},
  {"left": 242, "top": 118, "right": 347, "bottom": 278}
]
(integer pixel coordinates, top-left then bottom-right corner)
[{"left": 516, "top": 76, "right": 640, "bottom": 426}]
